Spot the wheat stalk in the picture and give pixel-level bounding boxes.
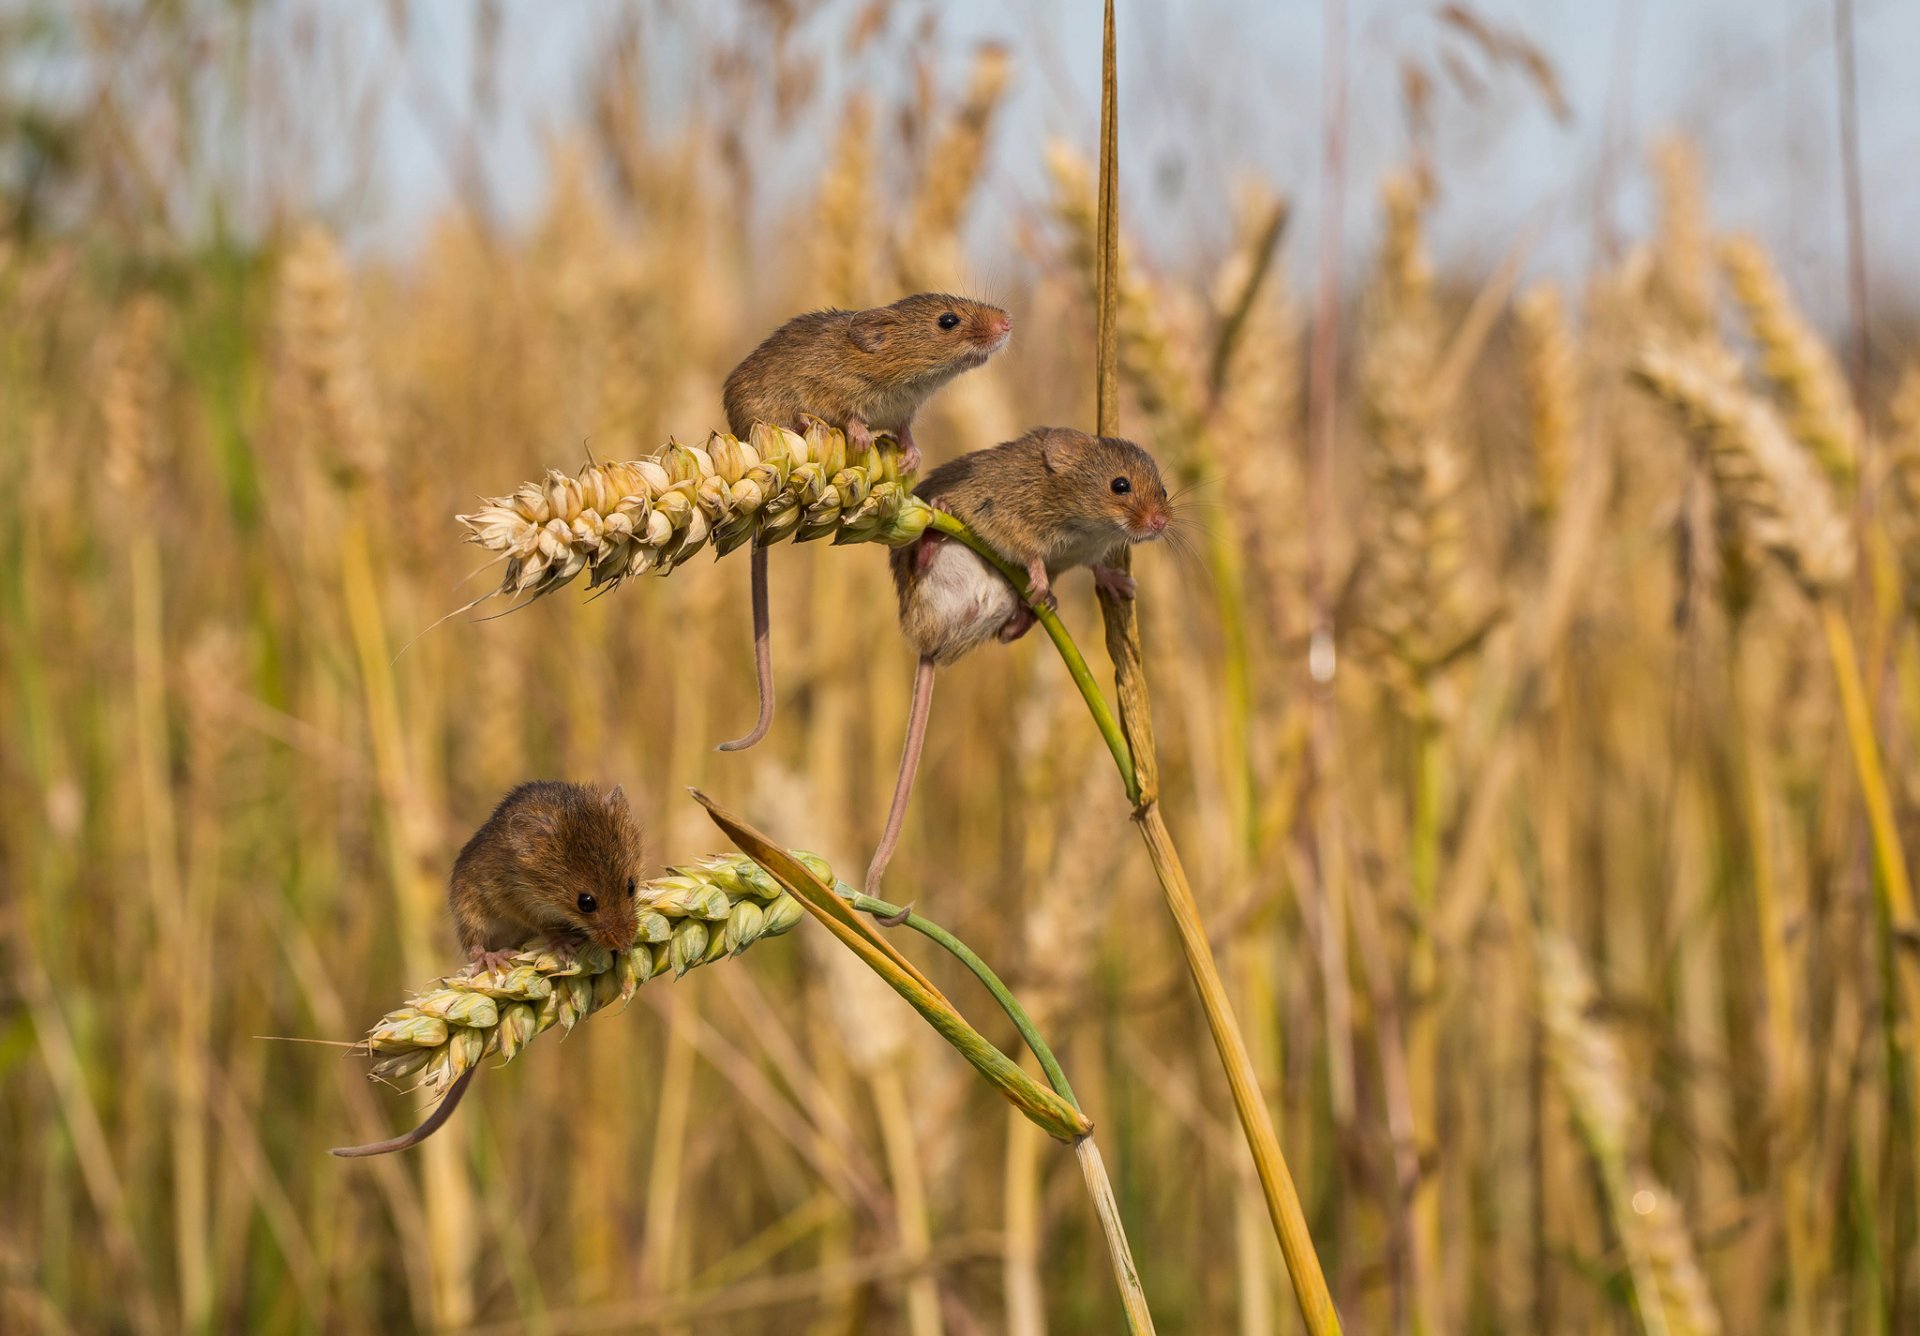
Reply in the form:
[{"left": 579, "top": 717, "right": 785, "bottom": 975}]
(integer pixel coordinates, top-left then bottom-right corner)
[
  {"left": 280, "top": 226, "right": 386, "bottom": 486},
  {"left": 457, "top": 421, "right": 931, "bottom": 603},
  {"left": 814, "top": 93, "right": 877, "bottom": 306},
  {"left": 1516, "top": 282, "right": 1578, "bottom": 519},
  {"left": 1651, "top": 138, "right": 1713, "bottom": 337},
  {"left": 909, "top": 43, "right": 1011, "bottom": 244},
  {"left": 1359, "top": 171, "right": 1482, "bottom": 677},
  {"left": 1720, "top": 235, "right": 1860, "bottom": 485},
  {"left": 1537, "top": 929, "right": 1723, "bottom": 1336},
  {"left": 1633, "top": 341, "right": 1854, "bottom": 597},
  {"left": 102, "top": 294, "right": 168, "bottom": 495},
  {"left": 1046, "top": 142, "right": 1204, "bottom": 442},
  {"left": 356, "top": 853, "right": 812, "bottom": 1098}
]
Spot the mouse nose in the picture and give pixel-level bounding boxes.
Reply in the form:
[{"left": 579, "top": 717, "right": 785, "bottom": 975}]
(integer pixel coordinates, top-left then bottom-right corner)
[
  {"left": 994, "top": 312, "right": 1012, "bottom": 337},
  {"left": 1147, "top": 509, "right": 1169, "bottom": 534}
]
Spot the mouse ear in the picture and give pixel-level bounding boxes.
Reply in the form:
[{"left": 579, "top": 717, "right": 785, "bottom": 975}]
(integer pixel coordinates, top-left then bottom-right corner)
[
  {"left": 849, "top": 309, "right": 888, "bottom": 353},
  {"left": 507, "top": 809, "right": 557, "bottom": 850},
  {"left": 603, "top": 784, "right": 626, "bottom": 811},
  {"left": 1039, "top": 428, "right": 1087, "bottom": 474}
]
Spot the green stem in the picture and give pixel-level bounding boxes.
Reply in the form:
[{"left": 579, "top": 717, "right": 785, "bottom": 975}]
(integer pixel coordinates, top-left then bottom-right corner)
[
  {"left": 846, "top": 887, "right": 1077, "bottom": 1109},
  {"left": 926, "top": 511, "right": 1139, "bottom": 803}
]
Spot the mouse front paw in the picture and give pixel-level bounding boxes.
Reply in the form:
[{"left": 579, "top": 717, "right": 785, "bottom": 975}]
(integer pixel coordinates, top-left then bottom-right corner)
[
  {"left": 1023, "top": 560, "right": 1056, "bottom": 612},
  {"left": 468, "top": 947, "right": 522, "bottom": 976},
  {"left": 843, "top": 416, "right": 875, "bottom": 457}
]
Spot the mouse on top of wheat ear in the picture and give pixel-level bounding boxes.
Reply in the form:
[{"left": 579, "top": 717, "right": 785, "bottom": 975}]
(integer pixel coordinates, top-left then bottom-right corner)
[
  {"left": 448, "top": 780, "right": 645, "bottom": 976},
  {"left": 330, "top": 780, "right": 644, "bottom": 1159},
  {"left": 714, "top": 292, "right": 1012, "bottom": 753},
  {"left": 864, "top": 427, "right": 1172, "bottom": 892}
]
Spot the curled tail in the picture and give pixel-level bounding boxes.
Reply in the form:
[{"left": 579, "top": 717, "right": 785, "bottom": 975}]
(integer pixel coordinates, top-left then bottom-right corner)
[
  {"left": 866, "top": 656, "right": 938, "bottom": 893},
  {"left": 717, "top": 545, "right": 775, "bottom": 752},
  {"left": 330, "top": 1067, "right": 477, "bottom": 1158}
]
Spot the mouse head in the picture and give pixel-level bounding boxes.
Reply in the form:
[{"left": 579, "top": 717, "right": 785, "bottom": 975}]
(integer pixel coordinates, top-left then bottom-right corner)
[
  {"left": 1038, "top": 429, "right": 1173, "bottom": 542},
  {"left": 510, "top": 784, "right": 644, "bottom": 952},
  {"left": 848, "top": 293, "right": 1012, "bottom": 376}
]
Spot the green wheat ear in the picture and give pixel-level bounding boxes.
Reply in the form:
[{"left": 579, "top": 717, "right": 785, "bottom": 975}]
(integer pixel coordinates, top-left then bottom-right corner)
[
  {"left": 357, "top": 852, "right": 816, "bottom": 1097},
  {"left": 458, "top": 420, "right": 934, "bottom": 602}
]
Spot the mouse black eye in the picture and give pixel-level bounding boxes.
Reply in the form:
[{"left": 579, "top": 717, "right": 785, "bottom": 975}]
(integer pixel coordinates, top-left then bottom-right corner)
[
  {"left": 1110, "top": 476, "right": 1132, "bottom": 495},
  {"left": 577, "top": 892, "right": 598, "bottom": 914},
  {"left": 626, "top": 877, "right": 638, "bottom": 899},
  {"left": 937, "top": 311, "right": 960, "bottom": 330}
]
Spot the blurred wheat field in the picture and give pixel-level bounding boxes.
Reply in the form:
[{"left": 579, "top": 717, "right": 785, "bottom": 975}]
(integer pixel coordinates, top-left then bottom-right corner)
[{"left": 5, "top": 2, "right": 1920, "bottom": 1333}]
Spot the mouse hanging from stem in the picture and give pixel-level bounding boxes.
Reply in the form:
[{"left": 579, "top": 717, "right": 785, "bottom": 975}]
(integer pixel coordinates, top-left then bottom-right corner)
[
  {"left": 331, "top": 780, "right": 644, "bottom": 1157},
  {"left": 715, "top": 293, "right": 1012, "bottom": 752},
  {"left": 865, "top": 427, "right": 1172, "bottom": 894}
]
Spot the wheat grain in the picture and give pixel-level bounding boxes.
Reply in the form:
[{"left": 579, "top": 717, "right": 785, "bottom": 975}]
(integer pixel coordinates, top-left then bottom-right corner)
[
  {"left": 102, "top": 294, "right": 167, "bottom": 495},
  {"left": 358, "top": 853, "right": 815, "bottom": 1098},
  {"left": 1652, "top": 138, "right": 1713, "bottom": 337},
  {"left": 1720, "top": 235, "right": 1860, "bottom": 485},
  {"left": 1538, "top": 929, "right": 1723, "bottom": 1336},
  {"left": 1516, "top": 282, "right": 1578, "bottom": 518},
  {"left": 279, "top": 227, "right": 386, "bottom": 485},
  {"left": 457, "top": 420, "right": 931, "bottom": 602},
  {"left": 1634, "top": 341, "right": 1854, "bottom": 596}
]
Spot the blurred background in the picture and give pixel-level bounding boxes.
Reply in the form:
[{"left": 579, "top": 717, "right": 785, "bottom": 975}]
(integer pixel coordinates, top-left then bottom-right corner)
[{"left": 4, "top": 0, "right": 1919, "bottom": 1331}]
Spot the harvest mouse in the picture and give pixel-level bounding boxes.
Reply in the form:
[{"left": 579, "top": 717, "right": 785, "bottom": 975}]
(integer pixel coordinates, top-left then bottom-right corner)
[
  {"left": 714, "top": 293, "right": 1012, "bottom": 752},
  {"left": 865, "top": 427, "right": 1172, "bottom": 892},
  {"left": 451, "top": 780, "right": 645, "bottom": 973},
  {"left": 331, "top": 780, "right": 644, "bottom": 1159}
]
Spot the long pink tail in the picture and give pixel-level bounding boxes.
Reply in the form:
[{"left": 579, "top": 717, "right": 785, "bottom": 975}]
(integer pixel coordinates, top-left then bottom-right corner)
[
  {"left": 330, "top": 1067, "right": 477, "bottom": 1157},
  {"left": 717, "top": 545, "right": 775, "bottom": 752},
  {"left": 866, "top": 657, "right": 938, "bottom": 893}
]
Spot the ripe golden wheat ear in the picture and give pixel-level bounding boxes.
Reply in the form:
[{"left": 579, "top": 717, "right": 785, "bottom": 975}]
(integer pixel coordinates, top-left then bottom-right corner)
[
  {"left": 457, "top": 420, "right": 932, "bottom": 603},
  {"left": 356, "top": 852, "right": 819, "bottom": 1098}
]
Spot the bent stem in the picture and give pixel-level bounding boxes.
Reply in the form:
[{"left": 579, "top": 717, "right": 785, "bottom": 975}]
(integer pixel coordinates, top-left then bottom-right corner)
[
  {"left": 697, "top": 794, "right": 1152, "bottom": 1332},
  {"left": 848, "top": 890, "right": 1151, "bottom": 1333},
  {"left": 848, "top": 891, "right": 1075, "bottom": 1106}
]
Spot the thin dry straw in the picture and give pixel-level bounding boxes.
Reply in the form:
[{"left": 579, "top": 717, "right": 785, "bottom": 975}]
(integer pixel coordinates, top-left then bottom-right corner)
[{"left": 1086, "top": 3, "right": 1342, "bottom": 1331}]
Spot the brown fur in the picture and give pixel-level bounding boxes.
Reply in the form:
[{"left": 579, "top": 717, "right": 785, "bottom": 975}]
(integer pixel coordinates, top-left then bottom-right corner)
[
  {"left": 714, "top": 293, "right": 1010, "bottom": 752},
  {"left": 866, "top": 429, "right": 1171, "bottom": 891},
  {"left": 722, "top": 293, "right": 1011, "bottom": 450},
  {"left": 449, "top": 781, "right": 644, "bottom": 957},
  {"left": 890, "top": 427, "right": 1172, "bottom": 663}
]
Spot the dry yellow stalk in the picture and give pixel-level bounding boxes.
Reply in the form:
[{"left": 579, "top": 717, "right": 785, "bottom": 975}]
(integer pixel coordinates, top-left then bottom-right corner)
[
  {"left": 1515, "top": 282, "right": 1578, "bottom": 517},
  {"left": 359, "top": 853, "right": 814, "bottom": 1098},
  {"left": 458, "top": 420, "right": 930, "bottom": 602},
  {"left": 1720, "top": 235, "right": 1860, "bottom": 485},
  {"left": 1046, "top": 142, "right": 1204, "bottom": 440},
  {"left": 1634, "top": 341, "right": 1854, "bottom": 596},
  {"left": 1537, "top": 930, "right": 1723, "bottom": 1336}
]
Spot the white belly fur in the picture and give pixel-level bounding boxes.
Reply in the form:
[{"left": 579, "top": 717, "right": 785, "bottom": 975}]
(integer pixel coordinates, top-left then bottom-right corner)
[{"left": 905, "top": 540, "right": 1021, "bottom": 664}]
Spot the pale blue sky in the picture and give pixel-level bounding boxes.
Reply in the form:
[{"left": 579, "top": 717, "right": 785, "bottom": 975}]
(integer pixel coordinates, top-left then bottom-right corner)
[{"left": 290, "top": 1, "right": 1920, "bottom": 329}]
